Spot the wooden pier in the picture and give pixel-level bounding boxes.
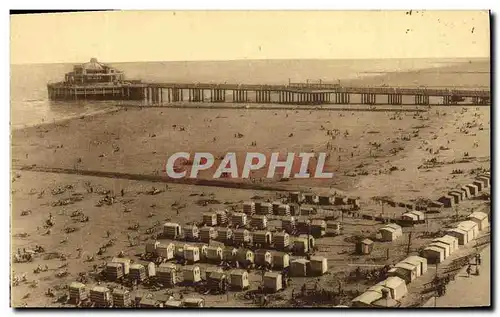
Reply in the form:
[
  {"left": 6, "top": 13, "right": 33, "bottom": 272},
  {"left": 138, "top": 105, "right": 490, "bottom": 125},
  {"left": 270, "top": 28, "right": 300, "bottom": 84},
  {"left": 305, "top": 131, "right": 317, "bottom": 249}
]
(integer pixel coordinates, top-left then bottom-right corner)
[{"left": 47, "top": 82, "right": 490, "bottom": 106}]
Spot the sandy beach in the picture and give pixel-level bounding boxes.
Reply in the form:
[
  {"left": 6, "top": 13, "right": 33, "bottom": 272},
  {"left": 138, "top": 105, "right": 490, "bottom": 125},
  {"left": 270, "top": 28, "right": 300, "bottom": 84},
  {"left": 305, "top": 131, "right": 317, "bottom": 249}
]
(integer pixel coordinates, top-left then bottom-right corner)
[{"left": 10, "top": 59, "right": 491, "bottom": 308}]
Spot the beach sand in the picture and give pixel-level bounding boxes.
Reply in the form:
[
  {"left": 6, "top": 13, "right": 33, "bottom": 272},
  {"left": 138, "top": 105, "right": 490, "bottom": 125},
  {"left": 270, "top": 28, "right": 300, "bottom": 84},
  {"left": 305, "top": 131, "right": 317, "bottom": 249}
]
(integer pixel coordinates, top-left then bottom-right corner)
[{"left": 10, "top": 60, "right": 491, "bottom": 308}]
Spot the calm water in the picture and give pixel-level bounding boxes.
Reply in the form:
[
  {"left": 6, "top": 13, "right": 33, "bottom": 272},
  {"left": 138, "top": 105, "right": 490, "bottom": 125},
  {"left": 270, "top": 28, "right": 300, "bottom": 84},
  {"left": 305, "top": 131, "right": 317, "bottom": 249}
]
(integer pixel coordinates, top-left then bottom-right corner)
[{"left": 10, "top": 58, "right": 484, "bottom": 129}]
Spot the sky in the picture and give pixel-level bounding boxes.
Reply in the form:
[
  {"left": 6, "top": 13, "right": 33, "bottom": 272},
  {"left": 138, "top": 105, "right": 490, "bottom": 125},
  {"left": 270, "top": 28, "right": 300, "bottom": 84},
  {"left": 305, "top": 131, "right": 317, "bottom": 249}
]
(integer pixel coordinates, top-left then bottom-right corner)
[{"left": 10, "top": 10, "right": 490, "bottom": 64}]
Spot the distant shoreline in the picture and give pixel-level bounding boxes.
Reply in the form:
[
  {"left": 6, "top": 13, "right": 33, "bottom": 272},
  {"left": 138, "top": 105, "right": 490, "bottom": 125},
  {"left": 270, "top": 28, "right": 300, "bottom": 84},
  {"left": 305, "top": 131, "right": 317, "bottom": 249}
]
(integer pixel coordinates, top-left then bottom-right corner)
[
  {"left": 11, "top": 107, "right": 122, "bottom": 131},
  {"left": 11, "top": 103, "right": 431, "bottom": 133}
]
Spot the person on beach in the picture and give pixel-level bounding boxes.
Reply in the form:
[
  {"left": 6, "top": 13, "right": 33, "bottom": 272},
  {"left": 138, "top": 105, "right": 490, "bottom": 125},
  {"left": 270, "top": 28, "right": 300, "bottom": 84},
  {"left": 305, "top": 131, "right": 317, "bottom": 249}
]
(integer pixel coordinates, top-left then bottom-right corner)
[
  {"left": 476, "top": 253, "right": 482, "bottom": 265},
  {"left": 466, "top": 265, "right": 472, "bottom": 277}
]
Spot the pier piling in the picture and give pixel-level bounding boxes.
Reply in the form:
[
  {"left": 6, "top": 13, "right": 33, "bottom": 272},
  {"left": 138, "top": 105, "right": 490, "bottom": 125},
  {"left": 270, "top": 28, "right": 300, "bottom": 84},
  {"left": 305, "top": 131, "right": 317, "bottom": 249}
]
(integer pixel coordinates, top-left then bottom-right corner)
[{"left": 48, "top": 80, "right": 490, "bottom": 106}]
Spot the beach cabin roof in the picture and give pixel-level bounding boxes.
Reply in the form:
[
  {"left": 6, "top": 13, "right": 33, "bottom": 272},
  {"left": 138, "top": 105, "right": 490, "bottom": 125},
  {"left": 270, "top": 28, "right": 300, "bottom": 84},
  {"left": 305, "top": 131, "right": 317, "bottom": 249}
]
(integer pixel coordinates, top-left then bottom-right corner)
[
  {"left": 112, "top": 257, "right": 131, "bottom": 264},
  {"left": 361, "top": 238, "right": 374, "bottom": 245},
  {"left": 274, "top": 231, "right": 289, "bottom": 237},
  {"left": 469, "top": 211, "right": 488, "bottom": 221},
  {"left": 458, "top": 220, "right": 478, "bottom": 231},
  {"left": 433, "top": 235, "right": 457, "bottom": 246},
  {"left": 380, "top": 226, "right": 397, "bottom": 233},
  {"left": 253, "top": 230, "right": 271, "bottom": 236},
  {"left": 385, "top": 223, "right": 402, "bottom": 231},
  {"left": 310, "top": 256, "right": 326, "bottom": 262},
  {"left": 205, "top": 266, "right": 223, "bottom": 273},
  {"left": 352, "top": 291, "right": 381, "bottom": 305},
  {"left": 367, "top": 285, "right": 387, "bottom": 293},
  {"left": 218, "top": 227, "right": 232, "bottom": 234},
  {"left": 297, "top": 217, "right": 311, "bottom": 224},
  {"left": 92, "top": 286, "right": 110, "bottom": 293},
  {"left": 376, "top": 276, "right": 407, "bottom": 300},
  {"left": 402, "top": 212, "right": 418, "bottom": 221},
  {"left": 233, "top": 228, "right": 249, "bottom": 234},
  {"left": 182, "top": 265, "right": 199, "bottom": 272},
  {"left": 112, "top": 288, "right": 128, "bottom": 295},
  {"left": 264, "top": 272, "right": 281, "bottom": 279},
  {"left": 292, "top": 258, "right": 310, "bottom": 265},
  {"left": 70, "top": 282, "right": 85, "bottom": 289},
  {"left": 404, "top": 255, "right": 426, "bottom": 266},
  {"left": 106, "top": 262, "right": 122, "bottom": 268},
  {"left": 429, "top": 241, "right": 449, "bottom": 251},
  {"left": 209, "top": 272, "right": 226, "bottom": 280},
  {"left": 207, "top": 246, "right": 223, "bottom": 252},
  {"left": 352, "top": 288, "right": 383, "bottom": 306},
  {"left": 311, "top": 219, "right": 326, "bottom": 226},
  {"left": 183, "top": 298, "right": 204, "bottom": 305},
  {"left": 424, "top": 245, "right": 444, "bottom": 254},
  {"left": 157, "top": 263, "right": 176, "bottom": 272},
  {"left": 200, "top": 226, "right": 215, "bottom": 232},
  {"left": 461, "top": 185, "right": 472, "bottom": 193},
  {"left": 230, "top": 269, "right": 247, "bottom": 276},
  {"left": 379, "top": 276, "right": 405, "bottom": 289},
  {"left": 395, "top": 262, "right": 416, "bottom": 271},
  {"left": 409, "top": 210, "right": 425, "bottom": 218},
  {"left": 448, "top": 227, "right": 468, "bottom": 235},
  {"left": 163, "top": 222, "right": 179, "bottom": 227},
  {"left": 130, "top": 263, "right": 144, "bottom": 270},
  {"left": 157, "top": 242, "right": 174, "bottom": 248},
  {"left": 165, "top": 300, "right": 183, "bottom": 307}
]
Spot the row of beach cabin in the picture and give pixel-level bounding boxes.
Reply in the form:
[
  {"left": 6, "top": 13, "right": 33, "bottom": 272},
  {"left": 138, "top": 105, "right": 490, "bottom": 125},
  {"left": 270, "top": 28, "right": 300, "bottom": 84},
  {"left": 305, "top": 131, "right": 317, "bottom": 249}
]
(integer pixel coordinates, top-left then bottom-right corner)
[
  {"left": 437, "top": 173, "right": 490, "bottom": 208},
  {"left": 163, "top": 221, "right": 326, "bottom": 249},
  {"left": 104, "top": 255, "right": 327, "bottom": 293},
  {"left": 241, "top": 202, "right": 324, "bottom": 217},
  {"left": 289, "top": 192, "right": 360, "bottom": 209},
  {"left": 68, "top": 282, "right": 205, "bottom": 307},
  {"left": 373, "top": 198, "right": 444, "bottom": 214},
  {"left": 352, "top": 254, "right": 429, "bottom": 307},
  {"left": 374, "top": 209, "right": 489, "bottom": 265},
  {"left": 352, "top": 209, "right": 489, "bottom": 306},
  {"left": 144, "top": 238, "right": 317, "bottom": 267},
  {"left": 422, "top": 210, "right": 489, "bottom": 264},
  {"left": 352, "top": 255, "right": 429, "bottom": 307},
  {"left": 352, "top": 276, "right": 408, "bottom": 307}
]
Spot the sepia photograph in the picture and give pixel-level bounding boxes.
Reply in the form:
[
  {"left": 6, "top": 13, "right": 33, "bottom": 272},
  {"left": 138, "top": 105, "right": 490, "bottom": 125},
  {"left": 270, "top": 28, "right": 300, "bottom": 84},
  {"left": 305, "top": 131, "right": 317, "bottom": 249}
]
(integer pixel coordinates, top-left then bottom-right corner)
[{"left": 9, "top": 9, "right": 491, "bottom": 309}]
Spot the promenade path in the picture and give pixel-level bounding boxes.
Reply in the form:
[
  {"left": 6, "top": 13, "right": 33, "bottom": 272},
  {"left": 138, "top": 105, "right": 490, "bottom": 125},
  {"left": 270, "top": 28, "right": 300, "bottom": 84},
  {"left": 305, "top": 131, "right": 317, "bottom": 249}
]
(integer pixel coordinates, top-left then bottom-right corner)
[{"left": 422, "top": 245, "right": 491, "bottom": 308}]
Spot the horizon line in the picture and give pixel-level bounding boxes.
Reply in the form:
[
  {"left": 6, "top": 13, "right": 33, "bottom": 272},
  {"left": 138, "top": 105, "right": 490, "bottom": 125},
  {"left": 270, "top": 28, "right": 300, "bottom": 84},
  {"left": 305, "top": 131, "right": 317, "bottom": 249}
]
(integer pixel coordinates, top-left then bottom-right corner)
[{"left": 10, "top": 56, "right": 490, "bottom": 66}]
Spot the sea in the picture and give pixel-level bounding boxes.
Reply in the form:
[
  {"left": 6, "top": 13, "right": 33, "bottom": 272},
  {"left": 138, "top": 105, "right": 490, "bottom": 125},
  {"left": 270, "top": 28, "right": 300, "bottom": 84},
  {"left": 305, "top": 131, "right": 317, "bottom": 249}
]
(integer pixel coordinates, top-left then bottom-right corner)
[{"left": 10, "top": 58, "right": 488, "bottom": 129}]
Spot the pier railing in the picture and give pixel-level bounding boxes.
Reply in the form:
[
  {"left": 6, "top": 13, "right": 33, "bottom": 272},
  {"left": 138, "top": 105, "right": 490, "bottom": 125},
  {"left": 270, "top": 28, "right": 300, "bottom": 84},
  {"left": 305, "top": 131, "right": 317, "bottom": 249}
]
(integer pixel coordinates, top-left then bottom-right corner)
[
  {"left": 47, "top": 80, "right": 491, "bottom": 105},
  {"left": 142, "top": 82, "right": 490, "bottom": 98}
]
